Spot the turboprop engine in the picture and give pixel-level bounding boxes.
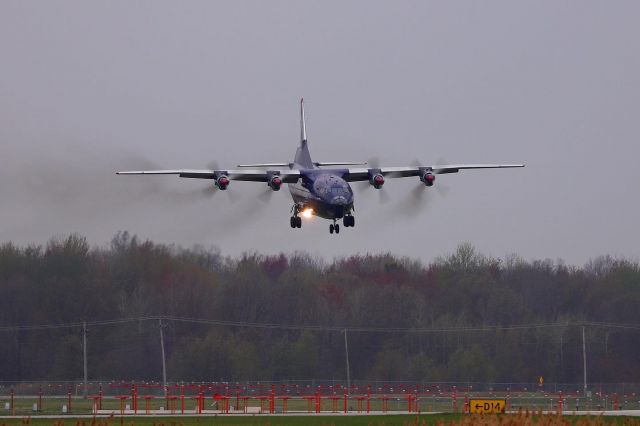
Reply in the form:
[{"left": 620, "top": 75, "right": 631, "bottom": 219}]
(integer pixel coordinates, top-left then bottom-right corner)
[
  {"left": 215, "top": 174, "right": 230, "bottom": 190},
  {"left": 368, "top": 169, "right": 385, "bottom": 189},
  {"left": 420, "top": 169, "right": 435, "bottom": 186},
  {"left": 268, "top": 175, "right": 283, "bottom": 191}
]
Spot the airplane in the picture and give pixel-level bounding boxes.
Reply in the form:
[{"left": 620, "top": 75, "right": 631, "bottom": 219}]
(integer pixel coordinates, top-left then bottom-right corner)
[{"left": 117, "top": 99, "right": 524, "bottom": 234}]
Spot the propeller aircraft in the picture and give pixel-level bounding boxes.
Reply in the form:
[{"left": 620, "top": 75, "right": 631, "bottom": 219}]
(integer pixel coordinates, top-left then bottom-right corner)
[{"left": 117, "top": 99, "right": 524, "bottom": 234}]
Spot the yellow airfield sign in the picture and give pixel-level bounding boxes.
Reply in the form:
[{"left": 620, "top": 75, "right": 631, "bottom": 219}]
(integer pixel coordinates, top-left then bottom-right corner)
[{"left": 469, "top": 399, "right": 506, "bottom": 414}]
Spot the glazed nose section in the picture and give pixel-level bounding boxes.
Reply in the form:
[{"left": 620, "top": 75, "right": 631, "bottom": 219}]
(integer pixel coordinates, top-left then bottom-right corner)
[
  {"left": 331, "top": 194, "right": 352, "bottom": 206},
  {"left": 331, "top": 195, "right": 349, "bottom": 205}
]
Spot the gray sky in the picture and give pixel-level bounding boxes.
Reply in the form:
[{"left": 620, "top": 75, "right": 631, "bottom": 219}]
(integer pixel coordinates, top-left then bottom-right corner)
[{"left": 1, "top": 1, "right": 638, "bottom": 265}]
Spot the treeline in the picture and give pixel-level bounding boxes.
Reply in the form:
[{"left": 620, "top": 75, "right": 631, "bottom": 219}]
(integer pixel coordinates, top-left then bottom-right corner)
[{"left": 0, "top": 232, "right": 639, "bottom": 384}]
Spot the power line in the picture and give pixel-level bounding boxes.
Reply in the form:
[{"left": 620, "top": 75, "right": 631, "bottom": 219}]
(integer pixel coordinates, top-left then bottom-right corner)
[
  {"left": 1, "top": 316, "right": 640, "bottom": 333},
  {"left": 0, "top": 317, "right": 155, "bottom": 331}
]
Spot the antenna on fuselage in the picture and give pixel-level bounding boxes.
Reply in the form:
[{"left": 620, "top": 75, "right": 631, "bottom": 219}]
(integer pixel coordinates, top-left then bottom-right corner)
[{"left": 300, "top": 98, "right": 307, "bottom": 144}]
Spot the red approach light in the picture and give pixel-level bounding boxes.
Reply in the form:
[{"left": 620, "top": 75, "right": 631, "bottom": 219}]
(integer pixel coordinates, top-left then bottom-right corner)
[{"left": 216, "top": 175, "right": 230, "bottom": 190}]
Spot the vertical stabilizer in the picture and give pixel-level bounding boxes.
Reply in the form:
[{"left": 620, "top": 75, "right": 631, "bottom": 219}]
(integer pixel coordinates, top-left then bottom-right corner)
[
  {"left": 294, "top": 98, "right": 314, "bottom": 168},
  {"left": 300, "top": 98, "right": 307, "bottom": 143}
]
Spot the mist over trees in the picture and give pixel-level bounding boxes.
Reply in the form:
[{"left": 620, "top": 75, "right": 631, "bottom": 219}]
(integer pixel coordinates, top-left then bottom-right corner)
[{"left": 0, "top": 232, "right": 639, "bottom": 384}]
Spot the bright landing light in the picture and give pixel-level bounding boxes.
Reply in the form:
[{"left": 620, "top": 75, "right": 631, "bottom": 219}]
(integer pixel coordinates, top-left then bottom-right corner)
[{"left": 302, "top": 209, "right": 314, "bottom": 218}]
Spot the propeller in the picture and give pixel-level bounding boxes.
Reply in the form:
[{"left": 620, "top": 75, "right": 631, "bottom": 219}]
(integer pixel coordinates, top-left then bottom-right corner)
[
  {"left": 196, "top": 161, "right": 238, "bottom": 203},
  {"left": 393, "top": 158, "right": 451, "bottom": 217},
  {"left": 411, "top": 157, "right": 451, "bottom": 197},
  {"left": 355, "top": 157, "right": 391, "bottom": 204},
  {"left": 432, "top": 158, "right": 452, "bottom": 199}
]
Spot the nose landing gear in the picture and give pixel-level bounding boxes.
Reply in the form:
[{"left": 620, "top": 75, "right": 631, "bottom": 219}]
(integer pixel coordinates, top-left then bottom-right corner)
[{"left": 329, "top": 215, "right": 354, "bottom": 234}]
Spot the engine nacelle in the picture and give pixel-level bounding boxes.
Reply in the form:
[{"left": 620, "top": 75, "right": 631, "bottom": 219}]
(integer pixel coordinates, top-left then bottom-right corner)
[
  {"left": 215, "top": 175, "right": 230, "bottom": 190},
  {"left": 420, "top": 170, "right": 435, "bottom": 187},
  {"left": 369, "top": 173, "right": 385, "bottom": 189},
  {"left": 268, "top": 175, "right": 282, "bottom": 191}
]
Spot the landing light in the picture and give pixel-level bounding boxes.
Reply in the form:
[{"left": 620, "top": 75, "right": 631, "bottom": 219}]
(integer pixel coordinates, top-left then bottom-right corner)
[{"left": 302, "top": 209, "right": 314, "bottom": 218}]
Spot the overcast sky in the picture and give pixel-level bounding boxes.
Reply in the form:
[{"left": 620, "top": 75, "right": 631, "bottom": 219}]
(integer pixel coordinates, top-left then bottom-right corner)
[{"left": 1, "top": 1, "right": 638, "bottom": 265}]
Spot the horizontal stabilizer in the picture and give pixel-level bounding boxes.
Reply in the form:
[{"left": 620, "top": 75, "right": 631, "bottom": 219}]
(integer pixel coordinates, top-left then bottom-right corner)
[
  {"left": 236, "top": 163, "right": 292, "bottom": 168},
  {"left": 314, "top": 162, "right": 368, "bottom": 167}
]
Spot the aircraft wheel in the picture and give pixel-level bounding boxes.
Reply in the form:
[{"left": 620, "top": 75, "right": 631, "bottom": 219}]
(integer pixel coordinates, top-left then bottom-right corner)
[
  {"left": 329, "top": 224, "right": 334, "bottom": 234},
  {"left": 350, "top": 216, "right": 355, "bottom": 227},
  {"left": 335, "top": 224, "right": 340, "bottom": 234},
  {"left": 290, "top": 217, "right": 296, "bottom": 228},
  {"left": 296, "top": 217, "right": 302, "bottom": 228}
]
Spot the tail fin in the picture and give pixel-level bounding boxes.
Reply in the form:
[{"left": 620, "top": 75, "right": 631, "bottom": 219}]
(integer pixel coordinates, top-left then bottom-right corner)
[
  {"left": 300, "top": 98, "right": 307, "bottom": 144},
  {"left": 294, "top": 98, "right": 314, "bottom": 168}
]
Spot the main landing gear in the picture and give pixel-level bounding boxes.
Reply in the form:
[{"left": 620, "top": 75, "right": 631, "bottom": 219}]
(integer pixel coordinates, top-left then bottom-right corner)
[
  {"left": 343, "top": 215, "right": 355, "bottom": 228},
  {"left": 290, "top": 205, "right": 302, "bottom": 229},
  {"left": 329, "top": 221, "right": 340, "bottom": 234}
]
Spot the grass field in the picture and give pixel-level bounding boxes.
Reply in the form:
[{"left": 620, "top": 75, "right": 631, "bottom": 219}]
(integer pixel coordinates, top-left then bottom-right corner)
[{"left": 0, "top": 413, "right": 639, "bottom": 426}]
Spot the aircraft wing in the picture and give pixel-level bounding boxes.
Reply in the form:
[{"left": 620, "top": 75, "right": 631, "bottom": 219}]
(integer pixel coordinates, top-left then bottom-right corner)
[
  {"left": 116, "top": 169, "right": 301, "bottom": 183},
  {"left": 343, "top": 164, "right": 525, "bottom": 181}
]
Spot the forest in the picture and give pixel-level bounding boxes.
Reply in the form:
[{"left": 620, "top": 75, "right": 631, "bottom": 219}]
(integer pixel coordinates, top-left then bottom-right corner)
[{"left": 0, "top": 232, "right": 639, "bottom": 385}]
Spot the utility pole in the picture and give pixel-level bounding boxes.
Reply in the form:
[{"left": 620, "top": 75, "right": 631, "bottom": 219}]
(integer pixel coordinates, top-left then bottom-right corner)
[
  {"left": 159, "top": 319, "right": 167, "bottom": 389},
  {"left": 343, "top": 329, "right": 351, "bottom": 393},
  {"left": 82, "top": 321, "right": 88, "bottom": 399},
  {"left": 582, "top": 326, "right": 587, "bottom": 396},
  {"left": 559, "top": 332, "right": 564, "bottom": 370}
]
